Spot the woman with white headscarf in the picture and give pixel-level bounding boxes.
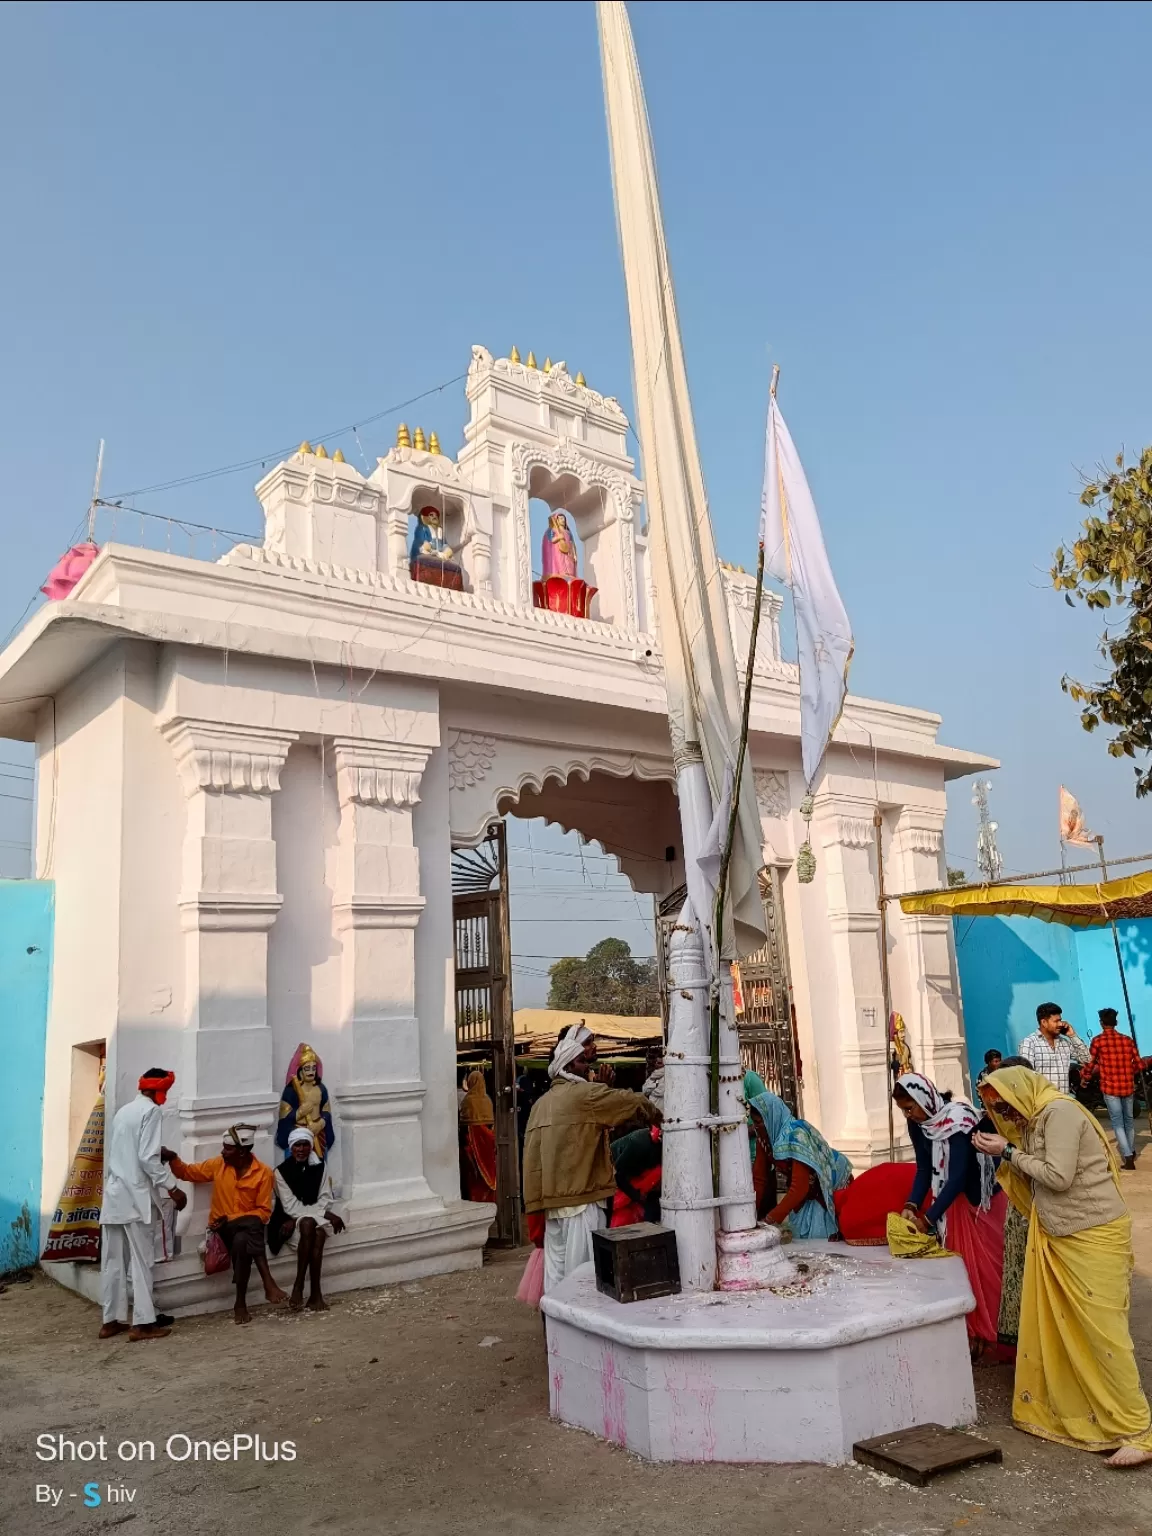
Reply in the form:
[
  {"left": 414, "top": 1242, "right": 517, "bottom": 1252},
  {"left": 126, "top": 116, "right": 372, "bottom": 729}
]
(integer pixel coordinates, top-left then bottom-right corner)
[{"left": 893, "top": 1072, "right": 1006, "bottom": 1356}]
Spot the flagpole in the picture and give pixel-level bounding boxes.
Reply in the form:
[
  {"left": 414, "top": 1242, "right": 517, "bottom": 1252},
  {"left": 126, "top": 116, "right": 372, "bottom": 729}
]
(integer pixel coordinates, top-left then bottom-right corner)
[{"left": 1095, "top": 836, "right": 1152, "bottom": 1144}]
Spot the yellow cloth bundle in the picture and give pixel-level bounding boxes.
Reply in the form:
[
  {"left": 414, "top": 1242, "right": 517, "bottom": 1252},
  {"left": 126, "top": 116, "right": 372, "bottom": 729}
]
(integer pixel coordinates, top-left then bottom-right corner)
[{"left": 886, "top": 1212, "right": 956, "bottom": 1259}]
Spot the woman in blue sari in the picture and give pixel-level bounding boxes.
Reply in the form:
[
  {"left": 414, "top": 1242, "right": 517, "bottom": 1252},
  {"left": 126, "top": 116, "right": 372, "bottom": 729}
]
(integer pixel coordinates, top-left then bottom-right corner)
[{"left": 748, "top": 1088, "right": 853, "bottom": 1239}]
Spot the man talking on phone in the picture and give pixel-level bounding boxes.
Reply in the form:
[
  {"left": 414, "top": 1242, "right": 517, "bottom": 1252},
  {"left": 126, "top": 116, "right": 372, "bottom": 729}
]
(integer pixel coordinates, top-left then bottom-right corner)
[{"left": 1018, "top": 1001, "right": 1090, "bottom": 1094}]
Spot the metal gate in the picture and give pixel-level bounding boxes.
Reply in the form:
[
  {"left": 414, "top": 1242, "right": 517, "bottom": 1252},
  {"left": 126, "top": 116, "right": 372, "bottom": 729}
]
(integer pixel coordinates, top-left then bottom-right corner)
[
  {"left": 452, "top": 822, "right": 520, "bottom": 1245},
  {"left": 656, "top": 869, "right": 799, "bottom": 1113}
]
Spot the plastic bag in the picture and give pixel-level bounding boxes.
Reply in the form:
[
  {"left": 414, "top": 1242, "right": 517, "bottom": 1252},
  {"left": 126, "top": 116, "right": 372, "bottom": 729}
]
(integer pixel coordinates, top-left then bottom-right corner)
[{"left": 201, "top": 1228, "right": 231, "bottom": 1276}]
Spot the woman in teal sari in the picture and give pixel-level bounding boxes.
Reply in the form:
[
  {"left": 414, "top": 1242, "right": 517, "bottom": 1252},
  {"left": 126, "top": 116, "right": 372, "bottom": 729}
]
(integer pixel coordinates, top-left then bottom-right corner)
[{"left": 748, "top": 1088, "right": 853, "bottom": 1239}]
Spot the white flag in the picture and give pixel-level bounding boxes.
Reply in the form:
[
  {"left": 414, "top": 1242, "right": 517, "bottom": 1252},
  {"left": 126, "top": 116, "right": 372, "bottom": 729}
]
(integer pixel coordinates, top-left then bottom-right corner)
[
  {"left": 761, "top": 397, "right": 853, "bottom": 789},
  {"left": 598, "top": 0, "right": 766, "bottom": 957},
  {"left": 1059, "top": 786, "right": 1095, "bottom": 846}
]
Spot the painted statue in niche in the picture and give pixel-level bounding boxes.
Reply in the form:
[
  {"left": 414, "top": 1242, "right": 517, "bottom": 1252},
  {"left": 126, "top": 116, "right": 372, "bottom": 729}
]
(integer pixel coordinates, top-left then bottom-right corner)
[
  {"left": 277, "top": 1043, "right": 336, "bottom": 1160},
  {"left": 541, "top": 512, "right": 578, "bottom": 579},
  {"left": 533, "top": 509, "right": 597, "bottom": 619},
  {"left": 409, "top": 504, "right": 464, "bottom": 591}
]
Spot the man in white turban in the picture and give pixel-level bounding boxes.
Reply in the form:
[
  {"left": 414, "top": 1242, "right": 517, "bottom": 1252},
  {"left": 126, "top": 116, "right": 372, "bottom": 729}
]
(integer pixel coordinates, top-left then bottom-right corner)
[
  {"left": 269, "top": 1127, "right": 345, "bottom": 1312},
  {"left": 524, "top": 1026, "right": 660, "bottom": 1292}
]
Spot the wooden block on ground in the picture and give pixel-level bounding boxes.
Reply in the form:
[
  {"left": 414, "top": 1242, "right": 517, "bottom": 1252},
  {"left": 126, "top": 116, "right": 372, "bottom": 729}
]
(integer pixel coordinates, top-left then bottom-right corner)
[{"left": 853, "top": 1423, "right": 1003, "bottom": 1486}]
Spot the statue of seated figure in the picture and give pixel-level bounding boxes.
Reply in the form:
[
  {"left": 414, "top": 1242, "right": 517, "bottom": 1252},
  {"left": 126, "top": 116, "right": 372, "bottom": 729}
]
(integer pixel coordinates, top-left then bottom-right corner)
[
  {"left": 410, "top": 505, "right": 464, "bottom": 591},
  {"left": 533, "top": 511, "right": 597, "bottom": 618}
]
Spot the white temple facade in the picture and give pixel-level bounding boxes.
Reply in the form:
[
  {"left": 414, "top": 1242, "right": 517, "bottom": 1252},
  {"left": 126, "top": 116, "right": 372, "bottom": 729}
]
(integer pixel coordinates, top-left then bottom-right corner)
[{"left": 0, "top": 346, "right": 994, "bottom": 1311}]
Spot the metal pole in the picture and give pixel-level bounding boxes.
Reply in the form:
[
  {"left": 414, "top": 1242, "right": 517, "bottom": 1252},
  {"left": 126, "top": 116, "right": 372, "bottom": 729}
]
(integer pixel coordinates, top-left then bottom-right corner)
[
  {"left": 1095, "top": 837, "right": 1151, "bottom": 1143},
  {"left": 874, "top": 809, "right": 896, "bottom": 1160},
  {"left": 883, "top": 846, "right": 1152, "bottom": 905}
]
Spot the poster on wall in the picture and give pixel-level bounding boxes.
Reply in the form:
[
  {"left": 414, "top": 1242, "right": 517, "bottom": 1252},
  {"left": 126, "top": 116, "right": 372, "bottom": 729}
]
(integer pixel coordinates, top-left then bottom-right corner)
[{"left": 40, "top": 1086, "right": 104, "bottom": 1265}]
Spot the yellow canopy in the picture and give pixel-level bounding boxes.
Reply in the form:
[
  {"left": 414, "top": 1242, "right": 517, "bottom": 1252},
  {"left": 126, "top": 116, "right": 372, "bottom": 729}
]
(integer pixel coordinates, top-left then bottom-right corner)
[{"left": 899, "top": 869, "right": 1152, "bottom": 928}]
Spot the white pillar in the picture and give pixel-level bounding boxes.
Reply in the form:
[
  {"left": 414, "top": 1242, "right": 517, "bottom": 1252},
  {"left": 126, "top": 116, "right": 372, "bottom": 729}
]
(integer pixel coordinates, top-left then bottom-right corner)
[
  {"left": 330, "top": 737, "right": 440, "bottom": 1222},
  {"left": 661, "top": 909, "right": 716, "bottom": 1293},
  {"left": 716, "top": 975, "right": 757, "bottom": 1233},
  {"left": 161, "top": 718, "right": 297, "bottom": 1213}
]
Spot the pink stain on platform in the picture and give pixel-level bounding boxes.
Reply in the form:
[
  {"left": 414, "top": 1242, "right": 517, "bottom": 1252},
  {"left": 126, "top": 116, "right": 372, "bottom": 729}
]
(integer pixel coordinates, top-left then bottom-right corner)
[{"left": 600, "top": 1349, "right": 627, "bottom": 1444}]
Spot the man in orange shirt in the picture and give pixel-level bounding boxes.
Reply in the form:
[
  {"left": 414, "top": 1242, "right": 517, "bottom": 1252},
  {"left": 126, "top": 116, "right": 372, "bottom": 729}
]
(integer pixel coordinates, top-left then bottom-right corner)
[{"left": 163, "top": 1123, "right": 288, "bottom": 1324}]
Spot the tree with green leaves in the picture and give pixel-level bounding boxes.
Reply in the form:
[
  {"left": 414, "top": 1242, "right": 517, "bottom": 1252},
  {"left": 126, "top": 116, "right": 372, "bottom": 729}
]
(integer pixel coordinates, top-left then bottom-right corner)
[
  {"left": 1052, "top": 446, "right": 1152, "bottom": 794},
  {"left": 547, "top": 936, "right": 658, "bottom": 1016}
]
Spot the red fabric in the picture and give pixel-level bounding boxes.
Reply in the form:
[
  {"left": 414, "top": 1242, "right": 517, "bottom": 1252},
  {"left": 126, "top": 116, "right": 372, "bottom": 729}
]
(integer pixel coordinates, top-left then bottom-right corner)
[
  {"left": 610, "top": 1164, "right": 661, "bottom": 1228},
  {"left": 943, "top": 1190, "right": 1006, "bottom": 1346},
  {"left": 526, "top": 1210, "right": 546, "bottom": 1248},
  {"left": 1087, "top": 1030, "right": 1144, "bottom": 1097},
  {"left": 462, "top": 1123, "right": 497, "bottom": 1202},
  {"left": 834, "top": 1161, "right": 918, "bottom": 1246},
  {"left": 41, "top": 543, "right": 99, "bottom": 600},
  {"left": 516, "top": 1247, "right": 545, "bottom": 1307},
  {"left": 202, "top": 1229, "right": 231, "bottom": 1276}
]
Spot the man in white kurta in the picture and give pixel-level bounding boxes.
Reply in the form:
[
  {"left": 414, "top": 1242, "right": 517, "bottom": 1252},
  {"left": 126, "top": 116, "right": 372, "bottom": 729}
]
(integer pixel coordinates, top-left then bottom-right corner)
[{"left": 99, "top": 1067, "right": 186, "bottom": 1340}]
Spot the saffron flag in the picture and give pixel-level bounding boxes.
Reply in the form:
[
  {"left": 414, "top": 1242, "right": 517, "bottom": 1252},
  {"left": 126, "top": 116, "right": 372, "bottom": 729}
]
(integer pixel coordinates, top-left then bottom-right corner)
[
  {"left": 1059, "top": 785, "right": 1096, "bottom": 846},
  {"left": 597, "top": 0, "right": 766, "bottom": 956},
  {"left": 761, "top": 398, "right": 853, "bottom": 789}
]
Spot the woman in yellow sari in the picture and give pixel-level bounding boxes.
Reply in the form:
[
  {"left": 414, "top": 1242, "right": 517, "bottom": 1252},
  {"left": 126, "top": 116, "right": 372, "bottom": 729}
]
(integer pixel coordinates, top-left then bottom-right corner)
[{"left": 974, "top": 1064, "right": 1152, "bottom": 1467}]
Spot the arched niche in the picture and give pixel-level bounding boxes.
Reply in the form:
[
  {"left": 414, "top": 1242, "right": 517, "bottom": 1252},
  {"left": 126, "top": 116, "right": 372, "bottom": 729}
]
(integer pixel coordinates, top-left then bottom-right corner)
[
  {"left": 498, "top": 767, "right": 682, "bottom": 899},
  {"left": 407, "top": 485, "right": 471, "bottom": 589},
  {"left": 509, "top": 444, "right": 638, "bottom": 629}
]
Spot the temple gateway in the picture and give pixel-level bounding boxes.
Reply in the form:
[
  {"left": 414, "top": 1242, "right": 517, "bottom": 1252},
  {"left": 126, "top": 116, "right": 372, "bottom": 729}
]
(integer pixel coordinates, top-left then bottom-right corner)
[{"left": 0, "top": 345, "right": 993, "bottom": 1312}]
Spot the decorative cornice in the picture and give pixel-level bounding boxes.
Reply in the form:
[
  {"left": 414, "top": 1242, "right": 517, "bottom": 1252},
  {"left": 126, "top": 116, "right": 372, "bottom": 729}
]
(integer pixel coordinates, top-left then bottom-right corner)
[
  {"left": 330, "top": 738, "right": 430, "bottom": 810},
  {"left": 893, "top": 825, "right": 944, "bottom": 855},
  {"left": 821, "top": 816, "right": 875, "bottom": 850},
  {"left": 178, "top": 894, "right": 284, "bottom": 932},
  {"left": 333, "top": 895, "right": 427, "bottom": 931},
  {"left": 161, "top": 719, "right": 297, "bottom": 797},
  {"left": 467, "top": 344, "right": 628, "bottom": 423},
  {"left": 447, "top": 730, "right": 497, "bottom": 791}
]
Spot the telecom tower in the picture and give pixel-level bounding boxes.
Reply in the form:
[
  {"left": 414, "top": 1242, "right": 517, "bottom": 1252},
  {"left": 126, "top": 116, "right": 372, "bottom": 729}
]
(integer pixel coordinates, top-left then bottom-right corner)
[{"left": 972, "top": 779, "right": 1003, "bottom": 883}]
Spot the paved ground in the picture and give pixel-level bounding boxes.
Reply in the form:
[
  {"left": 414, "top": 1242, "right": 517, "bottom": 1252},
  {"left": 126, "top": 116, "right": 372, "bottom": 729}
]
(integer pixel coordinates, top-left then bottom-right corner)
[{"left": 4, "top": 1134, "right": 1152, "bottom": 1536}]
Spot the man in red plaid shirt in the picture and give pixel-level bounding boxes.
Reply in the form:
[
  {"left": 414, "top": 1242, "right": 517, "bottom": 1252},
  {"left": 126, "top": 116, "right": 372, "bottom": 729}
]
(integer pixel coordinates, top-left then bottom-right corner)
[{"left": 1085, "top": 1007, "right": 1148, "bottom": 1169}]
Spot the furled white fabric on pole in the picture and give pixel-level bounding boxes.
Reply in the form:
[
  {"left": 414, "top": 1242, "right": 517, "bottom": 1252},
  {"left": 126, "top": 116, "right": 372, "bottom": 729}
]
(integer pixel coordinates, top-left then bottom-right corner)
[
  {"left": 760, "top": 397, "right": 853, "bottom": 790},
  {"left": 597, "top": 0, "right": 766, "bottom": 958}
]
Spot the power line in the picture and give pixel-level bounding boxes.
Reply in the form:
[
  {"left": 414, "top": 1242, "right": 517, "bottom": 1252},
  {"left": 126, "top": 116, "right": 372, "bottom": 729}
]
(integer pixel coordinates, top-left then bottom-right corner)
[{"left": 105, "top": 372, "right": 468, "bottom": 499}]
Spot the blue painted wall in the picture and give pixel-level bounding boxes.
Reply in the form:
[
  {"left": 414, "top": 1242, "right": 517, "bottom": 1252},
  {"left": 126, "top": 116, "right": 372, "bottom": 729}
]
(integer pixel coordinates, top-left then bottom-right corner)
[
  {"left": 0, "top": 881, "right": 53, "bottom": 1274},
  {"left": 955, "top": 912, "right": 1152, "bottom": 1079}
]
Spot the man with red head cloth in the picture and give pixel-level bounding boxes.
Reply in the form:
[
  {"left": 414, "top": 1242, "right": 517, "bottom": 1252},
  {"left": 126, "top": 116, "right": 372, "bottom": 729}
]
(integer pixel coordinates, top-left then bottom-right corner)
[{"left": 99, "top": 1067, "right": 187, "bottom": 1342}]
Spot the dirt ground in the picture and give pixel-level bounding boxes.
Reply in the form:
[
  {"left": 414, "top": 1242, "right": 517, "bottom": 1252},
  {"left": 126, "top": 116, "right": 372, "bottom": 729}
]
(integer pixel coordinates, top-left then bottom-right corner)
[{"left": 5, "top": 1144, "right": 1152, "bottom": 1536}]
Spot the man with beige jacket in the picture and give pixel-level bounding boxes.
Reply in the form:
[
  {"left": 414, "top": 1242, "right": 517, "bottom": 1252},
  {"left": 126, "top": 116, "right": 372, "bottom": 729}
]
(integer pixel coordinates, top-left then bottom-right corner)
[{"left": 523, "top": 1025, "right": 660, "bottom": 1292}]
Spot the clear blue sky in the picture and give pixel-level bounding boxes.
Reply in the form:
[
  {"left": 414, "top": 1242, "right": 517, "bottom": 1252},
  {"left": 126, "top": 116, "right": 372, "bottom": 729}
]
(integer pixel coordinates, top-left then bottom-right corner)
[{"left": 2, "top": 2, "right": 1151, "bottom": 994}]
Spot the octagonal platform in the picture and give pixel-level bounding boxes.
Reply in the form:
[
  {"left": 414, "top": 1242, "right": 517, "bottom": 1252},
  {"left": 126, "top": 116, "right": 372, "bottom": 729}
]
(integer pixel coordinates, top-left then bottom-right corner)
[{"left": 540, "top": 1241, "right": 977, "bottom": 1464}]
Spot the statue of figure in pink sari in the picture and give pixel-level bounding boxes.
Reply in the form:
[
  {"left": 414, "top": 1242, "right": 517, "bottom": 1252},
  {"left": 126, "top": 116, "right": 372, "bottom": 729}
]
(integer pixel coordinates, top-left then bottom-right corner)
[{"left": 541, "top": 513, "right": 578, "bottom": 580}]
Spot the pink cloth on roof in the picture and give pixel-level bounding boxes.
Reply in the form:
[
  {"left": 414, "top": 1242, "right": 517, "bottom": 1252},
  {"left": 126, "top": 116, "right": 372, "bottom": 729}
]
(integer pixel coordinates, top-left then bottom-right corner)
[{"left": 40, "top": 543, "right": 99, "bottom": 600}]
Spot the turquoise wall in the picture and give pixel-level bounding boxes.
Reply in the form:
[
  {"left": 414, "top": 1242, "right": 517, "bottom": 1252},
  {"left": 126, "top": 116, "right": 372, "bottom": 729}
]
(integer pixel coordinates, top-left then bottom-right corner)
[
  {"left": 955, "top": 912, "right": 1152, "bottom": 1078},
  {"left": 0, "top": 881, "right": 53, "bottom": 1274}
]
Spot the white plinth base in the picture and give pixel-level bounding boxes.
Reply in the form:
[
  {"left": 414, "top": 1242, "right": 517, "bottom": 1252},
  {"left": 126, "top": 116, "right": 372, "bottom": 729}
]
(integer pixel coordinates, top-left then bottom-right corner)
[
  {"left": 46, "top": 1198, "right": 495, "bottom": 1317},
  {"left": 541, "top": 1242, "right": 977, "bottom": 1464},
  {"left": 716, "top": 1224, "right": 798, "bottom": 1290}
]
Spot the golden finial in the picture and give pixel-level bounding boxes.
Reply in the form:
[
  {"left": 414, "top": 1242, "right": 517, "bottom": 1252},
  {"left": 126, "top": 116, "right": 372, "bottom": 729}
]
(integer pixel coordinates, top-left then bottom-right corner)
[
  {"left": 315, "top": 443, "right": 328, "bottom": 458},
  {"left": 575, "top": 371, "right": 586, "bottom": 387},
  {"left": 396, "top": 423, "right": 411, "bottom": 448},
  {"left": 298, "top": 440, "right": 313, "bottom": 455},
  {"left": 429, "top": 431, "right": 441, "bottom": 455},
  {"left": 543, "top": 357, "right": 552, "bottom": 373},
  {"left": 333, "top": 448, "right": 345, "bottom": 463},
  {"left": 510, "top": 345, "right": 521, "bottom": 363},
  {"left": 413, "top": 426, "right": 426, "bottom": 451},
  {"left": 526, "top": 350, "right": 537, "bottom": 369}
]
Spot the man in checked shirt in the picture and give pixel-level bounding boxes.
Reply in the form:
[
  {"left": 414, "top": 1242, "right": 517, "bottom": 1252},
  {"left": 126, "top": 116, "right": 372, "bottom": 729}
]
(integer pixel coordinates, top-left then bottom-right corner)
[
  {"left": 1085, "top": 1006, "right": 1149, "bottom": 1170},
  {"left": 1019, "top": 1001, "right": 1091, "bottom": 1097}
]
